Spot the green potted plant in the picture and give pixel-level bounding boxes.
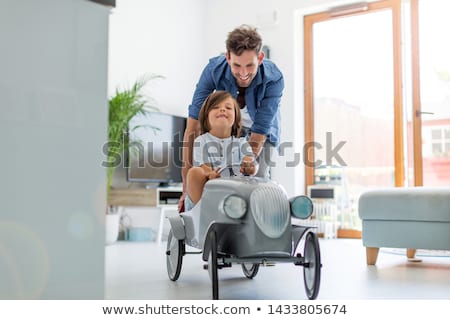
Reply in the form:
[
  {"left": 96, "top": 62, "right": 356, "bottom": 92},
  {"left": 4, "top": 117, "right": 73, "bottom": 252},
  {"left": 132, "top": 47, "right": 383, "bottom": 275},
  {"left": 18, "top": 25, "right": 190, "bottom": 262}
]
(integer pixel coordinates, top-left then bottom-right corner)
[
  {"left": 104, "top": 74, "right": 161, "bottom": 244},
  {"left": 105, "top": 74, "right": 161, "bottom": 196}
]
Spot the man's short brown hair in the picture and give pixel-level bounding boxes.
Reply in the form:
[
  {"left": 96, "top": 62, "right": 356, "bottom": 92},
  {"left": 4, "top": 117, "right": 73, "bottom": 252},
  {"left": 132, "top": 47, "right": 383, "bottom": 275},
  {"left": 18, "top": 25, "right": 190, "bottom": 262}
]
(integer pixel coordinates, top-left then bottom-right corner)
[{"left": 226, "top": 25, "right": 262, "bottom": 56}]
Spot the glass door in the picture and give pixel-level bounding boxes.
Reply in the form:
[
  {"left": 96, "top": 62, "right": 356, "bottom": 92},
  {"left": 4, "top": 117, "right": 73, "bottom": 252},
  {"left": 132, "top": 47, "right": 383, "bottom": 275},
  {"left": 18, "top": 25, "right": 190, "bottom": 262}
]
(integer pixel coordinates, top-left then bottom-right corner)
[
  {"left": 410, "top": 0, "right": 450, "bottom": 186},
  {"left": 304, "top": 0, "right": 404, "bottom": 233}
]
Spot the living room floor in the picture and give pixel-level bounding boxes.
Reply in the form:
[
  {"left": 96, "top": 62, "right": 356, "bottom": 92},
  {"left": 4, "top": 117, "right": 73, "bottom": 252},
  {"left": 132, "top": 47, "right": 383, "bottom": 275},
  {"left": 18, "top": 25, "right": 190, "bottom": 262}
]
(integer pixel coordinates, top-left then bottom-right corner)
[{"left": 105, "top": 238, "right": 450, "bottom": 300}]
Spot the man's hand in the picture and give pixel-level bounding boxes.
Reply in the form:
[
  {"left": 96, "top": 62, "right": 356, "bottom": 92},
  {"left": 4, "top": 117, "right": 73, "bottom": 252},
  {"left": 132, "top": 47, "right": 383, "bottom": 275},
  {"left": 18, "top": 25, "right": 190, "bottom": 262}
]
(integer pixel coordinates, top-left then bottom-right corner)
[
  {"left": 240, "top": 155, "right": 257, "bottom": 176},
  {"left": 248, "top": 132, "right": 266, "bottom": 157}
]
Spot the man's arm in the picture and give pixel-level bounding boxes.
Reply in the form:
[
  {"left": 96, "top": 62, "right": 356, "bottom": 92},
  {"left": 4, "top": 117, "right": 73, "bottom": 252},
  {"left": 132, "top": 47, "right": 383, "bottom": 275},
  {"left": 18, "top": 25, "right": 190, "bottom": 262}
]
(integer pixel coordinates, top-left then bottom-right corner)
[
  {"left": 248, "top": 132, "right": 266, "bottom": 157},
  {"left": 250, "top": 70, "right": 284, "bottom": 142},
  {"left": 178, "top": 117, "right": 200, "bottom": 211},
  {"left": 181, "top": 117, "right": 201, "bottom": 192}
]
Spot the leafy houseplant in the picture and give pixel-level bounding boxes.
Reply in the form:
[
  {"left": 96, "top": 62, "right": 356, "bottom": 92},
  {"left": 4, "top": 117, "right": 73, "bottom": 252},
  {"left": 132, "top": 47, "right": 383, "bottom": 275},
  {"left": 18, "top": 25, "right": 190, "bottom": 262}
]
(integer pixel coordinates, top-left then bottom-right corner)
[
  {"left": 104, "top": 75, "right": 161, "bottom": 244},
  {"left": 105, "top": 75, "right": 161, "bottom": 198}
]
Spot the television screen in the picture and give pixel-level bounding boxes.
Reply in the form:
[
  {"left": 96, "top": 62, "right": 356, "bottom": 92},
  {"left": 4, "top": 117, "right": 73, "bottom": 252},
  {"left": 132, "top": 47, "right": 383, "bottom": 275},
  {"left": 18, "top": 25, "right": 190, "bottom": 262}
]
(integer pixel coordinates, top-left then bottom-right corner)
[{"left": 127, "top": 112, "right": 186, "bottom": 185}]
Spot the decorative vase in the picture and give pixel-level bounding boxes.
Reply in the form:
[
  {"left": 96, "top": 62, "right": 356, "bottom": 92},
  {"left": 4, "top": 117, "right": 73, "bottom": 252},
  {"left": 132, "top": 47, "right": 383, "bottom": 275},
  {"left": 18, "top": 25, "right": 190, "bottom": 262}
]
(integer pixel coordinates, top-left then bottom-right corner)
[{"left": 105, "top": 206, "right": 121, "bottom": 245}]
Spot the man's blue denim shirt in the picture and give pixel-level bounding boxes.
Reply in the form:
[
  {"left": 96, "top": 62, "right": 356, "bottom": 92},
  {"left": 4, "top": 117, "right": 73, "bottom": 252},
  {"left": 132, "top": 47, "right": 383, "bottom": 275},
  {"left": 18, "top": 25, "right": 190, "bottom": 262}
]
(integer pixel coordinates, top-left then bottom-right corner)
[{"left": 188, "top": 55, "right": 284, "bottom": 146}]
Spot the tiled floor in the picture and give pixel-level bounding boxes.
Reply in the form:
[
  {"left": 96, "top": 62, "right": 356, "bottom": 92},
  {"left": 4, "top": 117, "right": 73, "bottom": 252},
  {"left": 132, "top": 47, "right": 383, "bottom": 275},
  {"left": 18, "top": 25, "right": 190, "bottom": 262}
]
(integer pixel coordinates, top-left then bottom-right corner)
[{"left": 105, "top": 238, "right": 450, "bottom": 300}]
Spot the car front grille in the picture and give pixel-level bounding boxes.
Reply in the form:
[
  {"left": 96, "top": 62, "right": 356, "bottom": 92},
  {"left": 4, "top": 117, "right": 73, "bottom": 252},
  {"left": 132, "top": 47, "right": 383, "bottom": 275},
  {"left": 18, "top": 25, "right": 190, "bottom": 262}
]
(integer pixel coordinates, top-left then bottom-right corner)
[{"left": 250, "top": 185, "right": 290, "bottom": 238}]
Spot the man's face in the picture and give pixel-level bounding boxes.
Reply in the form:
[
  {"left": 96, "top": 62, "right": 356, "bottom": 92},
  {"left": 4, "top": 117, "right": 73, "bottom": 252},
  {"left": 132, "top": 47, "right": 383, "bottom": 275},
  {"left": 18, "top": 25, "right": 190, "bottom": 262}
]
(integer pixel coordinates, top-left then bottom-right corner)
[{"left": 226, "top": 50, "right": 264, "bottom": 88}]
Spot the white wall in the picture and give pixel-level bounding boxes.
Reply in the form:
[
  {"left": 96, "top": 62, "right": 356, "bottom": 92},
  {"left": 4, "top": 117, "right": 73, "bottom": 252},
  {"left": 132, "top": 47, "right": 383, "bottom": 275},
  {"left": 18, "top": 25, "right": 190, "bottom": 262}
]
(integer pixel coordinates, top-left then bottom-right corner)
[
  {"left": 204, "top": 0, "right": 355, "bottom": 196},
  {"left": 0, "top": 0, "right": 108, "bottom": 299},
  {"left": 108, "top": 0, "right": 207, "bottom": 117},
  {"left": 108, "top": 0, "right": 357, "bottom": 196}
]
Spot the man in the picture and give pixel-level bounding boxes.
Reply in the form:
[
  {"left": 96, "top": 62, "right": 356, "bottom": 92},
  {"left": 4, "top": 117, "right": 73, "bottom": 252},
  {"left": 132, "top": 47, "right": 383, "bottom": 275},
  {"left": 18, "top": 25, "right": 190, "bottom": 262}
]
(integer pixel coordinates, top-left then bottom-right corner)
[{"left": 179, "top": 24, "right": 284, "bottom": 211}]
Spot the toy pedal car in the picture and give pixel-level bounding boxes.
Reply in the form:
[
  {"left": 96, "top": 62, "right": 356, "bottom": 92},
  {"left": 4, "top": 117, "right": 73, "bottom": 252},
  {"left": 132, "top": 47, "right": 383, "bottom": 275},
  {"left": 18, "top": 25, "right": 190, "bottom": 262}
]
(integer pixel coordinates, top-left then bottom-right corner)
[{"left": 165, "top": 172, "right": 321, "bottom": 300}]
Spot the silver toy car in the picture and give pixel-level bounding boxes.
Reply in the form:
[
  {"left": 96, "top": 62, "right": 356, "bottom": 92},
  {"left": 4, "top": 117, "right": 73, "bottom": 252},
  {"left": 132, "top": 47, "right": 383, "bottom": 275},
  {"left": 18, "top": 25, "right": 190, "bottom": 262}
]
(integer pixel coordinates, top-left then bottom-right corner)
[{"left": 166, "top": 170, "right": 321, "bottom": 300}]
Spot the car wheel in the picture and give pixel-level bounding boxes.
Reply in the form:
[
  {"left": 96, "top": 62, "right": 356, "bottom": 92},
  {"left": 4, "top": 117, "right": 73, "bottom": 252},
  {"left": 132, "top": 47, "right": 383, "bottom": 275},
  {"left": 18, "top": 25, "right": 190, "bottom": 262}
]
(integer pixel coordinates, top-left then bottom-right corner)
[
  {"left": 303, "top": 232, "right": 321, "bottom": 299},
  {"left": 207, "top": 230, "right": 219, "bottom": 300},
  {"left": 242, "top": 263, "right": 259, "bottom": 279},
  {"left": 166, "top": 230, "right": 184, "bottom": 281}
]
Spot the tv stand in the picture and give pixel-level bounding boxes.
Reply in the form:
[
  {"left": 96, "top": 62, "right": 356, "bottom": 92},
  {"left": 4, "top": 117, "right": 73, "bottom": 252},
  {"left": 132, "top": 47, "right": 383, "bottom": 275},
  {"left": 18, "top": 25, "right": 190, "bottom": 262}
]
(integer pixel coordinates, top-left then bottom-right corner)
[
  {"left": 108, "top": 188, "right": 156, "bottom": 206},
  {"left": 158, "top": 182, "right": 170, "bottom": 188},
  {"left": 107, "top": 186, "right": 182, "bottom": 244}
]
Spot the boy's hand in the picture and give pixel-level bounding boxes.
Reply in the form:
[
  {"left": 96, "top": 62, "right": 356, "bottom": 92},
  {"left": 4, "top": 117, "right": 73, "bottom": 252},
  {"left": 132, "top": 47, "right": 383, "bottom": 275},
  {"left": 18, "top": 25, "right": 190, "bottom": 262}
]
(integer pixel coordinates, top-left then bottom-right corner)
[{"left": 206, "top": 167, "right": 221, "bottom": 180}]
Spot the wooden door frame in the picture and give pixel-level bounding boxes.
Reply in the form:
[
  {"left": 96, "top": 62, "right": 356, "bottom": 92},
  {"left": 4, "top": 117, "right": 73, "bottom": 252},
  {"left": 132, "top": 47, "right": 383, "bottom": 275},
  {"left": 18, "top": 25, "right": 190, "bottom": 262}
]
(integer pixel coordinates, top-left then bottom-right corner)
[
  {"left": 303, "top": 0, "right": 405, "bottom": 190},
  {"left": 410, "top": 0, "right": 423, "bottom": 186}
]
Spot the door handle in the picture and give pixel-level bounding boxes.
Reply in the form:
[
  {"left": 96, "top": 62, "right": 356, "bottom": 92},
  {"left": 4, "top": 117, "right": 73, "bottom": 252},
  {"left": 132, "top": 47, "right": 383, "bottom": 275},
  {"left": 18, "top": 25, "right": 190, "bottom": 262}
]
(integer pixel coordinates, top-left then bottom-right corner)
[{"left": 416, "top": 110, "right": 435, "bottom": 117}]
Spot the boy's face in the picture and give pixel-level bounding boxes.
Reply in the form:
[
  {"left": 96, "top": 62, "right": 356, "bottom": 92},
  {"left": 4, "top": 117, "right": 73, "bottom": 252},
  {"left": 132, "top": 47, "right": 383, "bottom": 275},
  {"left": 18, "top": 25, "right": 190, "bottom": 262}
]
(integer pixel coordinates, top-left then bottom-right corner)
[
  {"left": 226, "top": 50, "right": 264, "bottom": 88},
  {"left": 208, "top": 97, "right": 236, "bottom": 130}
]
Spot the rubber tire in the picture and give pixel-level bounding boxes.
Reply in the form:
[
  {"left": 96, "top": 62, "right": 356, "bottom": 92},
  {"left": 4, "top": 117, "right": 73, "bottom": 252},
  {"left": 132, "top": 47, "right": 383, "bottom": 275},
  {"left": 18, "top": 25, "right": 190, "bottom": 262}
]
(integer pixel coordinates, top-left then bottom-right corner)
[
  {"left": 166, "top": 230, "right": 183, "bottom": 281},
  {"left": 303, "top": 232, "right": 321, "bottom": 300},
  {"left": 242, "top": 263, "right": 260, "bottom": 279},
  {"left": 208, "top": 231, "right": 219, "bottom": 300}
]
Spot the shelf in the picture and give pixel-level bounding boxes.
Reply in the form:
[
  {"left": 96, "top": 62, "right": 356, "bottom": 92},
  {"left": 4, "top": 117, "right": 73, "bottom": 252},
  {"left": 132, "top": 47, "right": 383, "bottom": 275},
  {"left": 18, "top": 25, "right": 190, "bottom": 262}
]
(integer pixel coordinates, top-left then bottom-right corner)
[
  {"left": 108, "top": 186, "right": 183, "bottom": 207},
  {"left": 157, "top": 186, "right": 182, "bottom": 207},
  {"left": 108, "top": 188, "right": 156, "bottom": 207}
]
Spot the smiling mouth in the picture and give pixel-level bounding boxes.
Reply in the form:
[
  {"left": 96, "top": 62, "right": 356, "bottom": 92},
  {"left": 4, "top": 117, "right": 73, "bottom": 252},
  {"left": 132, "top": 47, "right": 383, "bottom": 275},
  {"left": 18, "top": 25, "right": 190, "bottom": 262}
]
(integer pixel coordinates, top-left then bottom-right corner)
[{"left": 239, "top": 74, "right": 250, "bottom": 81}]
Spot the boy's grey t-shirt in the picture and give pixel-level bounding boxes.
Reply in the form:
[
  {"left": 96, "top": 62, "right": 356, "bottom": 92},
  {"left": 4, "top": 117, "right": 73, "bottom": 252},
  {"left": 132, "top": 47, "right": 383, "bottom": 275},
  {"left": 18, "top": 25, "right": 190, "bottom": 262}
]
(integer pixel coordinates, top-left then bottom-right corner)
[{"left": 193, "top": 132, "right": 253, "bottom": 172}]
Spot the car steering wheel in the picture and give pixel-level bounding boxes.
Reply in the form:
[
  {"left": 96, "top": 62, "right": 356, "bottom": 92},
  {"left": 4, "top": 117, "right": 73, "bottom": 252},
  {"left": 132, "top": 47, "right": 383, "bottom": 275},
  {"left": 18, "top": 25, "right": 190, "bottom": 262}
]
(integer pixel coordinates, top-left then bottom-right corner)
[{"left": 218, "top": 164, "right": 246, "bottom": 177}]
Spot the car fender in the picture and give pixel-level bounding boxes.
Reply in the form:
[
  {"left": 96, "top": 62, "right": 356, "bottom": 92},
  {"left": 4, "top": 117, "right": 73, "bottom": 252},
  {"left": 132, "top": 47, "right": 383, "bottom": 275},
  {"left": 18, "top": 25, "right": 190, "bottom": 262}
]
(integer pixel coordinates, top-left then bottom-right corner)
[
  {"left": 167, "top": 215, "right": 185, "bottom": 240},
  {"left": 201, "top": 221, "right": 239, "bottom": 261},
  {"left": 292, "top": 225, "right": 316, "bottom": 254}
]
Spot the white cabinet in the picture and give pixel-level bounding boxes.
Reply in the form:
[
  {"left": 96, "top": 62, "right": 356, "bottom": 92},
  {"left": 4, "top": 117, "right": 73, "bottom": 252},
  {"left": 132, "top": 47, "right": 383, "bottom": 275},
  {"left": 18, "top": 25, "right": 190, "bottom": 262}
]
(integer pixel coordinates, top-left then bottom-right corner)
[{"left": 156, "top": 187, "right": 182, "bottom": 244}]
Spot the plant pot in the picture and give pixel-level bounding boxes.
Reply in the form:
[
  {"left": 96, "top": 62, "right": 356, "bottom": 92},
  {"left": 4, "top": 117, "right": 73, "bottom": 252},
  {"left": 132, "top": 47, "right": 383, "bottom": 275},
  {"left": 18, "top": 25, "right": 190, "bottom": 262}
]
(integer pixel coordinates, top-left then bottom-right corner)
[{"left": 105, "top": 206, "right": 121, "bottom": 245}]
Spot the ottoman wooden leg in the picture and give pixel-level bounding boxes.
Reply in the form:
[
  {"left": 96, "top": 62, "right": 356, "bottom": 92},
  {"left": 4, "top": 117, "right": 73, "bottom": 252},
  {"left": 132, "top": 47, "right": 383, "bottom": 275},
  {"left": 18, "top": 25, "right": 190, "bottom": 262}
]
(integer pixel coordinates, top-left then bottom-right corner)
[
  {"left": 366, "top": 247, "right": 379, "bottom": 265},
  {"left": 407, "top": 248, "right": 417, "bottom": 259}
]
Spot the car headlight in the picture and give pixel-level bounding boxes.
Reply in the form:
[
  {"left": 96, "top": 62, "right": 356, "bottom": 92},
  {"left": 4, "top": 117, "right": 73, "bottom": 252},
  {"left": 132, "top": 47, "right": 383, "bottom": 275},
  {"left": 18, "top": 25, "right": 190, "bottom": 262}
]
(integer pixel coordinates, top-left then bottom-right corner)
[
  {"left": 222, "top": 195, "right": 247, "bottom": 219},
  {"left": 290, "top": 195, "right": 313, "bottom": 219}
]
